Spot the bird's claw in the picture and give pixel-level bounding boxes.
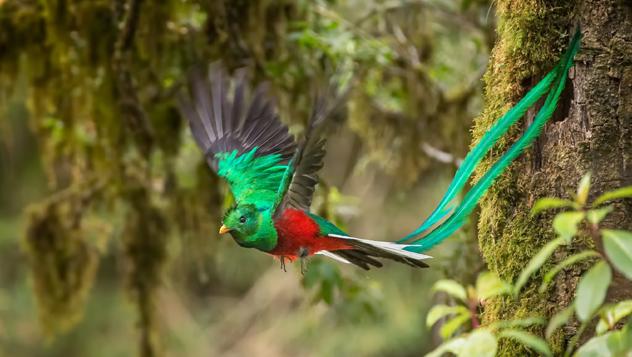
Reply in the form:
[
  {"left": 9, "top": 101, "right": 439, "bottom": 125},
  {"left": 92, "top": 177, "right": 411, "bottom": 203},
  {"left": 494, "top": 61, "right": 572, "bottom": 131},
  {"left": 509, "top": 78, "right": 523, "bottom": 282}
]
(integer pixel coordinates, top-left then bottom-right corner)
[
  {"left": 299, "top": 247, "right": 309, "bottom": 275},
  {"left": 300, "top": 258, "right": 307, "bottom": 275},
  {"left": 280, "top": 256, "right": 287, "bottom": 272}
]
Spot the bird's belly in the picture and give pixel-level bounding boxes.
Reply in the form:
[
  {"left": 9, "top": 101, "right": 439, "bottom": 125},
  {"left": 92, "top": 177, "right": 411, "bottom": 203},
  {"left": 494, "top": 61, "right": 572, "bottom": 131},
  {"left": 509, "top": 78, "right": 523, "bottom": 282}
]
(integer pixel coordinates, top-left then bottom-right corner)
[{"left": 270, "top": 209, "right": 351, "bottom": 258}]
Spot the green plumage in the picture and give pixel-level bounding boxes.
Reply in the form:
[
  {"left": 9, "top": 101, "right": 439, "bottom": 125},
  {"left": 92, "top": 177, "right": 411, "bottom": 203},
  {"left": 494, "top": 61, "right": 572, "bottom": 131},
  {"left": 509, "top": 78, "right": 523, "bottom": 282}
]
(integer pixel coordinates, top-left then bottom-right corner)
[
  {"left": 217, "top": 148, "right": 288, "bottom": 209},
  {"left": 308, "top": 213, "right": 347, "bottom": 236}
]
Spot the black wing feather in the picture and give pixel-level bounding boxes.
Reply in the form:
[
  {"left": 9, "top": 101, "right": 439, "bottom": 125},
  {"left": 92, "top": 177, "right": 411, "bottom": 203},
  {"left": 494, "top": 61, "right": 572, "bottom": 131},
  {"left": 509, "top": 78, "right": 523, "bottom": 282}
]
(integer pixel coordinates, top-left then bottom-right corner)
[
  {"left": 274, "top": 84, "right": 348, "bottom": 214},
  {"left": 179, "top": 64, "right": 296, "bottom": 171}
]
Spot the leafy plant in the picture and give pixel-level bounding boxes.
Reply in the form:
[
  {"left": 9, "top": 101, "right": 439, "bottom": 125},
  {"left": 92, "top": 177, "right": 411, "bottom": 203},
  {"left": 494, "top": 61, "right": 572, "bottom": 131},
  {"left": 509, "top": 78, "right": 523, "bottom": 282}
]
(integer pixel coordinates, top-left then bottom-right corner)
[
  {"left": 425, "top": 174, "right": 632, "bottom": 356},
  {"left": 427, "top": 273, "right": 547, "bottom": 356}
]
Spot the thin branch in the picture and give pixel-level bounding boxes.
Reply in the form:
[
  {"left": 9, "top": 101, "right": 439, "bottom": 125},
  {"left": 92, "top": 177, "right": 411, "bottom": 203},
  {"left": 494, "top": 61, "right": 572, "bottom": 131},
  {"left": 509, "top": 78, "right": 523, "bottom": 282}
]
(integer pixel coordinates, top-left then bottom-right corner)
[{"left": 421, "top": 142, "right": 463, "bottom": 167}]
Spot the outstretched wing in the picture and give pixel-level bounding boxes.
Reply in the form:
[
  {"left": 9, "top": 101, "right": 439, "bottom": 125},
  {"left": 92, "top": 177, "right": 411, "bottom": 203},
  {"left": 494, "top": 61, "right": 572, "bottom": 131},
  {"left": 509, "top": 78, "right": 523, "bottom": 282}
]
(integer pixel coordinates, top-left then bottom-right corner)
[
  {"left": 273, "top": 85, "right": 347, "bottom": 215},
  {"left": 179, "top": 64, "right": 296, "bottom": 207}
]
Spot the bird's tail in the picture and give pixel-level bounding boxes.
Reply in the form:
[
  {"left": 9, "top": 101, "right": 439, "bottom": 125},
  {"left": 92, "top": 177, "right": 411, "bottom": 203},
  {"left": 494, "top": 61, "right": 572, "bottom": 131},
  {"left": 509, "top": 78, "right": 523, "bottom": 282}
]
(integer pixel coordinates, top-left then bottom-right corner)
[
  {"left": 400, "top": 29, "right": 581, "bottom": 253},
  {"left": 324, "top": 234, "right": 432, "bottom": 270}
]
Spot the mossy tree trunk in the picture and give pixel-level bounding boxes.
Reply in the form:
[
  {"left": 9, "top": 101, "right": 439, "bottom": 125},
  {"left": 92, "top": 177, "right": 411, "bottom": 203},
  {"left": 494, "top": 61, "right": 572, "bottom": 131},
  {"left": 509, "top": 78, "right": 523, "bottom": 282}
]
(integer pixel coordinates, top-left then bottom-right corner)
[{"left": 474, "top": 0, "right": 632, "bottom": 354}]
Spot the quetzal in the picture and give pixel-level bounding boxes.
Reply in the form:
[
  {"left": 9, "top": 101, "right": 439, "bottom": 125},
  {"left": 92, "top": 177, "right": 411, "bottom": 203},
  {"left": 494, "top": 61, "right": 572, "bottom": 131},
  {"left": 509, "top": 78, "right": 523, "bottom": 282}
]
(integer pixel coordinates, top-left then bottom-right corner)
[{"left": 179, "top": 30, "right": 580, "bottom": 271}]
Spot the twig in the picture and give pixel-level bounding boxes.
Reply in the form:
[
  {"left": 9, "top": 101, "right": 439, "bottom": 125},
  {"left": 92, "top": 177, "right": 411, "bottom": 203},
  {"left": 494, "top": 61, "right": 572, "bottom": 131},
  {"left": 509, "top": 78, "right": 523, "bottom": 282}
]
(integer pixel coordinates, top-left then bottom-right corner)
[{"left": 421, "top": 142, "right": 463, "bottom": 167}]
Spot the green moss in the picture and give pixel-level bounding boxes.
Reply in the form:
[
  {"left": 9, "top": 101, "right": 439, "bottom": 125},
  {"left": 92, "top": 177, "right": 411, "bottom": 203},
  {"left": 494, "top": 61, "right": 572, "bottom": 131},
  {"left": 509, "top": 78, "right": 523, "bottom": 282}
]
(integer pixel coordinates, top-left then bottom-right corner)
[{"left": 472, "top": 0, "right": 578, "bottom": 355}]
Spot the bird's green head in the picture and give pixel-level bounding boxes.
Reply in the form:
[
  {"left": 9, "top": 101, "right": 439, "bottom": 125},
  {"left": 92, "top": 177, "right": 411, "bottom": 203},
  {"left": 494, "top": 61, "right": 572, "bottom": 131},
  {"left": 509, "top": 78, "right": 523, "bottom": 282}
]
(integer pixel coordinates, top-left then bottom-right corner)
[{"left": 219, "top": 204, "right": 277, "bottom": 251}]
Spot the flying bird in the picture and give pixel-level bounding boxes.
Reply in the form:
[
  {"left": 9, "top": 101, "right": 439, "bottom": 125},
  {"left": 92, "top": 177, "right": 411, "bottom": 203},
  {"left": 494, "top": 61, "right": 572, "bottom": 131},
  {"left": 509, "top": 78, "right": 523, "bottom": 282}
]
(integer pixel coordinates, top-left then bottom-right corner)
[{"left": 179, "top": 30, "right": 580, "bottom": 272}]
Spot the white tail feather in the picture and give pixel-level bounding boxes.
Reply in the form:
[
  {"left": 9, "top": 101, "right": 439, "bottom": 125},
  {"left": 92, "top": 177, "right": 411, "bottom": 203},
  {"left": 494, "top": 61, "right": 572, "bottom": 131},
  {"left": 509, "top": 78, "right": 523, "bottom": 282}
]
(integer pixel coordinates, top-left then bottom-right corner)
[
  {"left": 316, "top": 251, "right": 351, "bottom": 264},
  {"left": 327, "top": 234, "right": 433, "bottom": 261}
]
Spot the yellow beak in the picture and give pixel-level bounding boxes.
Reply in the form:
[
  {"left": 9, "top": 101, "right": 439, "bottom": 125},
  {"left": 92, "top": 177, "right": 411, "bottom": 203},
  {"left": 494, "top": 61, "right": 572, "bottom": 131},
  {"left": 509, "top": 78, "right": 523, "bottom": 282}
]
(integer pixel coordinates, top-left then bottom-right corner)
[{"left": 219, "top": 225, "right": 231, "bottom": 235}]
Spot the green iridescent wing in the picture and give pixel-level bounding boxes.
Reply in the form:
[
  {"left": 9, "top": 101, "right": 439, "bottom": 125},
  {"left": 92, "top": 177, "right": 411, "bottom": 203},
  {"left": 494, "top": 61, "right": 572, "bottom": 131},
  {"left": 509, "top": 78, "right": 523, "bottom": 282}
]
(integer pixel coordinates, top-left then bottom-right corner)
[{"left": 179, "top": 65, "right": 296, "bottom": 207}]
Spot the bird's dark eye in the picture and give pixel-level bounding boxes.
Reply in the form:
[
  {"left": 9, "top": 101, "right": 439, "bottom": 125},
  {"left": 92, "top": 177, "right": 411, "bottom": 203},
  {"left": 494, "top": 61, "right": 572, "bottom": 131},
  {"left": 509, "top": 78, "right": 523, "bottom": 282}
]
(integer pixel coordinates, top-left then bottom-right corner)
[{"left": 239, "top": 216, "right": 247, "bottom": 223}]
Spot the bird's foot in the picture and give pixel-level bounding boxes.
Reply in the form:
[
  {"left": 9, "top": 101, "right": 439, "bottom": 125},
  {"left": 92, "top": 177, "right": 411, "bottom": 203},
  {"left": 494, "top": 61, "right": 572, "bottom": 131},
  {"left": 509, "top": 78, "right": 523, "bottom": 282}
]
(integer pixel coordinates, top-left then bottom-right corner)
[
  {"left": 280, "top": 256, "right": 287, "bottom": 272},
  {"left": 298, "top": 247, "right": 309, "bottom": 275}
]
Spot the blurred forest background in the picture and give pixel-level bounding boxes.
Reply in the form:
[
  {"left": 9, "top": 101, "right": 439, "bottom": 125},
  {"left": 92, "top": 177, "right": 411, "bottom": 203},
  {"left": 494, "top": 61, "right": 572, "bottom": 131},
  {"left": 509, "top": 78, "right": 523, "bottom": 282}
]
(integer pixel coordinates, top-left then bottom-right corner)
[
  {"left": 0, "top": 1, "right": 492, "bottom": 355},
  {"left": 0, "top": 0, "right": 632, "bottom": 356},
  {"left": 2, "top": 0, "right": 629, "bottom": 356}
]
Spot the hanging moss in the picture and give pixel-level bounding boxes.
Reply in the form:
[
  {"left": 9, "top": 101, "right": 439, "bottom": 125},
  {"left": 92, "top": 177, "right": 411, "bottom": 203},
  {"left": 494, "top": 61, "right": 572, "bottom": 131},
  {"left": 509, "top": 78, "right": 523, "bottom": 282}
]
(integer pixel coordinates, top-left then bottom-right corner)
[
  {"left": 22, "top": 184, "right": 100, "bottom": 337},
  {"left": 122, "top": 182, "right": 168, "bottom": 357}
]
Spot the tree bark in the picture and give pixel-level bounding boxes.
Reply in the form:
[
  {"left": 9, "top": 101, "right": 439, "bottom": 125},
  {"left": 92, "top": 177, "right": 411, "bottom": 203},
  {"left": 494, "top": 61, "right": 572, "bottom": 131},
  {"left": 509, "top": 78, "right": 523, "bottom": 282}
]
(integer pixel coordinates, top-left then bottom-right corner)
[{"left": 474, "top": 0, "right": 632, "bottom": 354}]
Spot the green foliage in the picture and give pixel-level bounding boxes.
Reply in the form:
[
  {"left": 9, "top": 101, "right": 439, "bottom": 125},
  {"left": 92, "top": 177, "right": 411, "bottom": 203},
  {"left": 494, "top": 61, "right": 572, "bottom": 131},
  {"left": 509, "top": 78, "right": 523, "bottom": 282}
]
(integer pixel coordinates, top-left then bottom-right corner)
[
  {"left": 575, "top": 261, "right": 611, "bottom": 322},
  {"left": 427, "top": 329, "right": 497, "bottom": 357},
  {"left": 552, "top": 211, "right": 586, "bottom": 242},
  {"left": 302, "top": 260, "right": 382, "bottom": 322},
  {"left": 602, "top": 230, "right": 632, "bottom": 280},
  {"left": 475, "top": 271, "right": 512, "bottom": 301},
  {"left": 593, "top": 186, "right": 632, "bottom": 206},
  {"left": 586, "top": 206, "right": 613, "bottom": 226},
  {"left": 575, "top": 172, "right": 592, "bottom": 206},
  {"left": 546, "top": 305, "right": 574, "bottom": 339},
  {"left": 427, "top": 305, "right": 470, "bottom": 328},
  {"left": 575, "top": 323, "right": 632, "bottom": 357},
  {"left": 425, "top": 175, "right": 632, "bottom": 356},
  {"left": 513, "top": 237, "right": 564, "bottom": 296},
  {"left": 530, "top": 197, "right": 577, "bottom": 216},
  {"left": 596, "top": 301, "right": 632, "bottom": 335},
  {"left": 432, "top": 279, "right": 468, "bottom": 302},
  {"left": 540, "top": 251, "right": 600, "bottom": 293},
  {"left": 498, "top": 329, "right": 552, "bottom": 357}
]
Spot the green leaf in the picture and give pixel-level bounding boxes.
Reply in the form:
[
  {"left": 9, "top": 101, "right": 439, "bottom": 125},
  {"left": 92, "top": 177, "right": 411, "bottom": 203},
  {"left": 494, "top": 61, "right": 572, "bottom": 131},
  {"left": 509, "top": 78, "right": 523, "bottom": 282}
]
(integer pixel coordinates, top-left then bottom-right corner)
[
  {"left": 426, "top": 304, "right": 470, "bottom": 328},
  {"left": 593, "top": 185, "right": 632, "bottom": 206},
  {"left": 427, "top": 330, "right": 498, "bottom": 357},
  {"left": 576, "top": 261, "right": 612, "bottom": 322},
  {"left": 596, "top": 300, "right": 632, "bottom": 335},
  {"left": 575, "top": 332, "right": 611, "bottom": 357},
  {"left": 460, "top": 329, "right": 497, "bottom": 357},
  {"left": 531, "top": 197, "right": 577, "bottom": 216},
  {"left": 498, "top": 329, "right": 552, "bottom": 357},
  {"left": 586, "top": 206, "right": 613, "bottom": 225},
  {"left": 553, "top": 211, "right": 585, "bottom": 241},
  {"left": 602, "top": 229, "right": 632, "bottom": 280},
  {"left": 425, "top": 336, "right": 467, "bottom": 357},
  {"left": 514, "top": 237, "right": 565, "bottom": 296},
  {"left": 433, "top": 279, "right": 468, "bottom": 302},
  {"left": 576, "top": 172, "right": 592, "bottom": 206},
  {"left": 546, "top": 305, "right": 574, "bottom": 339},
  {"left": 440, "top": 311, "right": 471, "bottom": 339},
  {"left": 575, "top": 326, "right": 632, "bottom": 357},
  {"left": 475, "top": 271, "right": 512, "bottom": 300},
  {"left": 540, "top": 250, "right": 601, "bottom": 293}
]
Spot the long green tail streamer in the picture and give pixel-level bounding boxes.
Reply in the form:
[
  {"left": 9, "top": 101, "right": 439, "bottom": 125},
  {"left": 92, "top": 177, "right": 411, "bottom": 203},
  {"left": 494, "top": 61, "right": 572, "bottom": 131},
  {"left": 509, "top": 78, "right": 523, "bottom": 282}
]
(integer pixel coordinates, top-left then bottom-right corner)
[
  {"left": 403, "top": 30, "right": 581, "bottom": 252},
  {"left": 396, "top": 68, "right": 560, "bottom": 243}
]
